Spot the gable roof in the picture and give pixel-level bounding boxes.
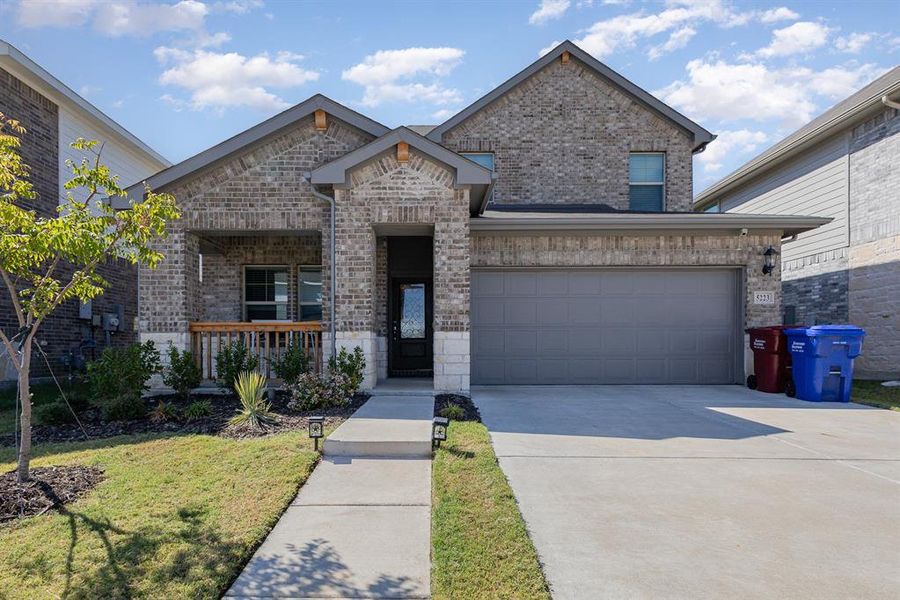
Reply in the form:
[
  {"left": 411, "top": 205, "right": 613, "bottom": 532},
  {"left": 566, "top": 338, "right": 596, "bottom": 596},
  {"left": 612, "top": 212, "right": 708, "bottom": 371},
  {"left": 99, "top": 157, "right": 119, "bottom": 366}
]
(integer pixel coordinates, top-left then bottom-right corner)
[
  {"left": 121, "top": 94, "right": 390, "bottom": 198},
  {"left": 426, "top": 40, "right": 715, "bottom": 152},
  {"left": 0, "top": 39, "right": 169, "bottom": 168},
  {"left": 694, "top": 66, "right": 900, "bottom": 209},
  {"left": 310, "top": 126, "right": 494, "bottom": 214}
]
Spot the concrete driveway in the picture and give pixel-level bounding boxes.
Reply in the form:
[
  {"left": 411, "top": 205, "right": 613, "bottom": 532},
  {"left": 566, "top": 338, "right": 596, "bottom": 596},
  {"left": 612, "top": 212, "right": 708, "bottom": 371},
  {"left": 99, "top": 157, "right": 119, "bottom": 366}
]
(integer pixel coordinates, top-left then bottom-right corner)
[{"left": 474, "top": 385, "right": 900, "bottom": 600}]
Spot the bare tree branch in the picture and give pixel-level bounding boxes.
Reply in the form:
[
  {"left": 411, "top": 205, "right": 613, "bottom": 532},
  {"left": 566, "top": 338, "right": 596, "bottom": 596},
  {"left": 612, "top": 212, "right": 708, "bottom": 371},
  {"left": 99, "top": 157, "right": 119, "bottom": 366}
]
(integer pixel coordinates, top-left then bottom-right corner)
[{"left": 0, "top": 268, "right": 25, "bottom": 327}]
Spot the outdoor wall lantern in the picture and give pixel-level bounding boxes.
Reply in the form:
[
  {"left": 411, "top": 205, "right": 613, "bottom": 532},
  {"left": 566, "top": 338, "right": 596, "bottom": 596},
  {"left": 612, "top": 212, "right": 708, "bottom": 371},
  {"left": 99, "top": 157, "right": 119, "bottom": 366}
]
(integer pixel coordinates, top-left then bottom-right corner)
[
  {"left": 308, "top": 416, "right": 325, "bottom": 451},
  {"left": 432, "top": 417, "right": 449, "bottom": 449},
  {"left": 762, "top": 246, "right": 779, "bottom": 276}
]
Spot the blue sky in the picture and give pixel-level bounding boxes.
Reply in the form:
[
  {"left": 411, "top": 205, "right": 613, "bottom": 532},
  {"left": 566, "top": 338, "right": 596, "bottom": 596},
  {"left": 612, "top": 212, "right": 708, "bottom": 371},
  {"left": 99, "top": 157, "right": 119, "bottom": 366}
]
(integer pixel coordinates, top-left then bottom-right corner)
[{"left": 3, "top": 0, "right": 898, "bottom": 193}]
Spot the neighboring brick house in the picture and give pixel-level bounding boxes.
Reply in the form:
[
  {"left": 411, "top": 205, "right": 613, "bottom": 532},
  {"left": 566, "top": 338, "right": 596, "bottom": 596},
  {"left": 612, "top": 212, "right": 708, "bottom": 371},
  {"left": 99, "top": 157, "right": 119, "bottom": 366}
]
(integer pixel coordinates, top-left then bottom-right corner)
[
  {"left": 695, "top": 67, "right": 900, "bottom": 380},
  {"left": 121, "top": 41, "right": 826, "bottom": 393},
  {"left": 0, "top": 41, "right": 169, "bottom": 381}
]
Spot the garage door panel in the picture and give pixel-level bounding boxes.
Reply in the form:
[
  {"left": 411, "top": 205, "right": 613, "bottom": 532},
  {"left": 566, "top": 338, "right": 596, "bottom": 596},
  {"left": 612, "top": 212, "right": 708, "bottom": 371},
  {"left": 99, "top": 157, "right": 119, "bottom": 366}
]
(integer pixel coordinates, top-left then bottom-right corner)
[{"left": 471, "top": 269, "right": 739, "bottom": 385}]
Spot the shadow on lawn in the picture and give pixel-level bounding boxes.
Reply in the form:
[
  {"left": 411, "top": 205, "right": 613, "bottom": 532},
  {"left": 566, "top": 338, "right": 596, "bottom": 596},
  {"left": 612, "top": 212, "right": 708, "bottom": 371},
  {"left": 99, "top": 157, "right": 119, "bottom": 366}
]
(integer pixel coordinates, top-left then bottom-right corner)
[
  {"left": 226, "top": 538, "right": 419, "bottom": 598},
  {"left": 14, "top": 487, "right": 244, "bottom": 599}
]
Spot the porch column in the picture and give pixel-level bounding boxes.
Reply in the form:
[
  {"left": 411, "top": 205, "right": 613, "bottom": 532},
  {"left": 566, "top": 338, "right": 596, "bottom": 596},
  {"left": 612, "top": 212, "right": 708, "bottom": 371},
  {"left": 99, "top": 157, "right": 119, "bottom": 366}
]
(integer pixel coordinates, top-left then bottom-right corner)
[
  {"left": 330, "top": 190, "right": 378, "bottom": 390},
  {"left": 432, "top": 196, "right": 471, "bottom": 393},
  {"left": 139, "top": 230, "right": 201, "bottom": 368}
]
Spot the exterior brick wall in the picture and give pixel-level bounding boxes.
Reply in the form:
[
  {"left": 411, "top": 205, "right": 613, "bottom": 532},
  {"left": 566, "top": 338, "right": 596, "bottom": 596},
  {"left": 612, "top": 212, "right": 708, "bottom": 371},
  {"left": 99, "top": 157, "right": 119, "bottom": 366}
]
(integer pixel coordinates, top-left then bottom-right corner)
[
  {"left": 848, "top": 107, "right": 900, "bottom": 378},
  {"left": 199, "top": 235, "right": 321, "bottom": 322},
  {"left": 781, "top": 248, "right": 850, "bottom": 326},
  {"left": 139, "top": 115, "right": 375, "bottom": 354},
  {"left": 440, "top": 56, "right": 695, "bottom": 211},
  {"left": 1, "top": 67, "right": 137, "bottom": 381},
  {"left": 335, "top": 148, "right": 470, "bottom": 391}
]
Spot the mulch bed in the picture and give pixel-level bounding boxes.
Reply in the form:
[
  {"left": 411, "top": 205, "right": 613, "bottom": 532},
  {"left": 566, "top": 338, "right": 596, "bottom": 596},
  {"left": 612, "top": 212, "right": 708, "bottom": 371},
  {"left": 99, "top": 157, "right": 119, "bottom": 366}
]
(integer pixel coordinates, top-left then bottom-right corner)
[
  {"left": 0, "top": 392, "right": 369, "bottom": 447},
  {"left": 434, "top": 393, "right": 481, "bottom": 422},
  {"left": 0, "top": 465, "right": 104, "bottom": 522}
]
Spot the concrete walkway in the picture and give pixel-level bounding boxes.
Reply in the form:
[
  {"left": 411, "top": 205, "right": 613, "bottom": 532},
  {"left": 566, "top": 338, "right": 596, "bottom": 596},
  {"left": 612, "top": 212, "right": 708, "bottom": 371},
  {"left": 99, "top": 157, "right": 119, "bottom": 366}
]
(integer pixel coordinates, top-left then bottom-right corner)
[
  {"left": 475, "top": 385, "right": 900, "bottom": 600},
  {"left": 226, "top": 395, "right": 434, "bottom": 599}
]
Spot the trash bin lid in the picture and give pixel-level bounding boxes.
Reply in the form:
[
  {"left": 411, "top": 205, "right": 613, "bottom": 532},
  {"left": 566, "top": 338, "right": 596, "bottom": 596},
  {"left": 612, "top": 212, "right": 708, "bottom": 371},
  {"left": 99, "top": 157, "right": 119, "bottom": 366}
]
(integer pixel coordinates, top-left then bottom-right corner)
[{"left": 804, "top": 325, "right": 865, "bottom": 336}]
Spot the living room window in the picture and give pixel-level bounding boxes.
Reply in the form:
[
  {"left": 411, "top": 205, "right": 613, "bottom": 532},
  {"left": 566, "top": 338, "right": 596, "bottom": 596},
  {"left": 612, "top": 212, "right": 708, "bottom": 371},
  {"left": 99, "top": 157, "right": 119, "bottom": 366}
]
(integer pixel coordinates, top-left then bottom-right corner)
[
  {"left": 629, "top": 152, "right": 665, "bottom": 211},
  {"left": 244, "top": 266, "right": 289, "bottom": 321},
  {"left": 298, "top": 266, "right": 323, "bottom": 322}
]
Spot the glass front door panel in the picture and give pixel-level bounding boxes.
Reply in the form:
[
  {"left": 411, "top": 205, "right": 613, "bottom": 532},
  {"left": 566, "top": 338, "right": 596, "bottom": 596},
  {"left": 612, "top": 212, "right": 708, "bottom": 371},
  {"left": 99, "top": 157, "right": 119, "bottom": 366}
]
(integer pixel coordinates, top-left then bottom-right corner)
[{"left": 399, "top": 283, "right": 426, "bottom": 339}]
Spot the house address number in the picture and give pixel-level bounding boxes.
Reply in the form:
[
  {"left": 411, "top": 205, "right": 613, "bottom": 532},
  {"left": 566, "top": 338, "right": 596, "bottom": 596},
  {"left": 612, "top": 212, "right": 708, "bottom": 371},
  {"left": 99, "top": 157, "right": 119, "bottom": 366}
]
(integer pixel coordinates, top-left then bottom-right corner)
[{"left": 753, "top": 291, "right": 776, "bottom": 305}]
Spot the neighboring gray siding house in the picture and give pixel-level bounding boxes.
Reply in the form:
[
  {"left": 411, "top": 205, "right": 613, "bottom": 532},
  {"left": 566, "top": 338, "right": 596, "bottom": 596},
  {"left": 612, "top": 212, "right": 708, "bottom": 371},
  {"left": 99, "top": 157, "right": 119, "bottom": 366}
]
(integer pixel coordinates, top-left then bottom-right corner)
[
  {"left": 695, "top": 67, "right": 900, "bottom": 379},
  {"left": 120, "top": 41, "right": 825, "bottom": 393}
]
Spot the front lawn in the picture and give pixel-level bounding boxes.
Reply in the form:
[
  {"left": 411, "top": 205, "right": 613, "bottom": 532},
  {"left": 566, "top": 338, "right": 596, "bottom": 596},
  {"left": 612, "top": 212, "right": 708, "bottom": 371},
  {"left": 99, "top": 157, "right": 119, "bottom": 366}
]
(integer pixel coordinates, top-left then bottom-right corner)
[
  {"left": 0, "top": 432, "right": 318, "bottom": 598},
  {"left": 431, "top": 421, "right": 550, "bottom": 599},
  {"left": 852, "top": 379, "right": 900, "bottom": 411}
]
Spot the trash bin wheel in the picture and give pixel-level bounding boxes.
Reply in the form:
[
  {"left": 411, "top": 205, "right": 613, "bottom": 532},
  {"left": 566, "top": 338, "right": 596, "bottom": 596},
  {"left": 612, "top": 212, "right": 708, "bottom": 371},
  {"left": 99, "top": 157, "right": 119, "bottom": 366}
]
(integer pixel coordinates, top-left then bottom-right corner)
[
  {"left": 746, "top": 374, "right": 757, "bottom": 390},
  {"left": 785, "top": 379, "right": 796, "bottom": 398}
]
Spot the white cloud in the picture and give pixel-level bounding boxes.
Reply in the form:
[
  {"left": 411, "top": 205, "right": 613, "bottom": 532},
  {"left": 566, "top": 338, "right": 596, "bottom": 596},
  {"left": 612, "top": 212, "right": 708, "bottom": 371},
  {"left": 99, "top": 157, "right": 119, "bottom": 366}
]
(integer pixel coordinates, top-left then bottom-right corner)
[
  {"left": 648, "top": 26, "right": 696, "bottom": 60},
  {"left": 529, "top": 0, "right": 570, "bottom": 25},
  {"left": 836, "top": 32, "right": 873, "bottom": 54},
  {"left": 754, "top": 21, "right": 831, "bottom": 58},
  {"left": 431, "top": 108, "right": 456, "bottom": 120},
  {"left": 155, "top": 47, "right": 320, "bottom": 111},
  {"left": 342, "top": 47, "right": 465, "bottom": 107},
  {"left": 211, "top": 0, "right": 262, "bottom": 14},
  {"left": 16, "top": 0, "right": 98, "bottom": 27},
  {"left": 697, "top": 129, "right": 768, "bottom": 172},
  {"left": 658, "top": 59, "right": 887, "bottom": 128},
  {"left": 758, "top": 7, "right": 799, "bottom": 24},
  {"left": 79, "top": 84, "right": 101, "bottom": 98},
  {"left": 548, "top": 0, "right": 751, "bottom": 59}
]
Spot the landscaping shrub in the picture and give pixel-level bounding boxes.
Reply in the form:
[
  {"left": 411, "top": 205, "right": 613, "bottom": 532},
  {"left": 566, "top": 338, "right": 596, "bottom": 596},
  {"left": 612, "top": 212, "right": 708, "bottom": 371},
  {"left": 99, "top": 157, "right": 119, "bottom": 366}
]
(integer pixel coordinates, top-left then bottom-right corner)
[
  {"left": 87, "top": 341, "right": 160, "bottom": 421},
  {"left": 230, "top": 371, "right": 276, "bottom": 430},
  {"left": 215, "top": 342, "right": 259, "bottom": 393},
  {"left": 271, "top": 341, "right": 311, "bottom": 385},
  {"left": 34, "top": 401, "right": 76, "bottom": 426},
  {"left": 149, "top": 400, "right": 178, "bottom": 424},
  {"left": 327, "top": 346, "right": 366, "bottom": 398},
  {"left": 286, "top": 371, "right": 350, "bottom": 411},
  {"left": 162, "top": 345, "right": 201, "bottom": 399},
  {"left": 439, "top": 404, "right": 466, "bottom": 421},
  {"left": 182, "top": 399, "right": 212, "bottom": 421}
]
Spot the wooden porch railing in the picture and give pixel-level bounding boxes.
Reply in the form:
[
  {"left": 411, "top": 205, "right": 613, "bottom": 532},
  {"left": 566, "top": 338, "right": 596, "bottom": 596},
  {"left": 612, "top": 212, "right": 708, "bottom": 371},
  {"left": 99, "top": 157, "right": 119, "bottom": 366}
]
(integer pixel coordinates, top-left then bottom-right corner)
[{"left": 188, "top": 322, "right": 323, "bottom": 381}]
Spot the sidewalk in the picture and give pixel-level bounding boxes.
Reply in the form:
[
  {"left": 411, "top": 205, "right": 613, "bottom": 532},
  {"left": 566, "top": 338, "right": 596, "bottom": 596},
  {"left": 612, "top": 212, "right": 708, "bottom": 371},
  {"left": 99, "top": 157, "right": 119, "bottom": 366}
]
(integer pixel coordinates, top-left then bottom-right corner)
[{"left": 226, "top": 395, "right": 434, "bottom": 599}]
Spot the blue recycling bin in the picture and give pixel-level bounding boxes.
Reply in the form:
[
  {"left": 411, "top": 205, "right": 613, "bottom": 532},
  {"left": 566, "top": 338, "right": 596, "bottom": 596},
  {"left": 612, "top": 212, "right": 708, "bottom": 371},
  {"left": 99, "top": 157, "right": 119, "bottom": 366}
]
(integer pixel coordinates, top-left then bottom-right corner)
[{"left": 784, "top": 325, "right": 865, "bottom": 402}]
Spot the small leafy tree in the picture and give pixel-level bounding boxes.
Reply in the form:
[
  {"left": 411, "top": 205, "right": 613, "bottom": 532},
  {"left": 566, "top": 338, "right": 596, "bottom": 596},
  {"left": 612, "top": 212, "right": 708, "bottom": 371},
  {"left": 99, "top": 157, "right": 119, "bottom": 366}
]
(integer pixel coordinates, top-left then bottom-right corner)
[{"left": 0, "top": 114, "right": 179, "bottom": 482}]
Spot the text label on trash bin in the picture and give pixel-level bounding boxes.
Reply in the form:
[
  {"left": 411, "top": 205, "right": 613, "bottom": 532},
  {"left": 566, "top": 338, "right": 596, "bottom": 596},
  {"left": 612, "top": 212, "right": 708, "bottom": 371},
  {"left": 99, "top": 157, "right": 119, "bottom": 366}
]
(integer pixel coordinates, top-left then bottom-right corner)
[{"left": 753, "top": 291, "right": 776, "bottom": 305}]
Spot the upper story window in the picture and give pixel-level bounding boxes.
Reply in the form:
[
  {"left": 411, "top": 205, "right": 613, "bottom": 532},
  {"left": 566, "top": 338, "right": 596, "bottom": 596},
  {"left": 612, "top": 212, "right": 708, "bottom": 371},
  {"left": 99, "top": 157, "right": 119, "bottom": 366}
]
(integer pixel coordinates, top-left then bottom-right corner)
[
  {"left": 629, "top": 153, "right": 665, "bottom": 212},
  {"left": 461, "top": 152, "right": 494, "bottom": 171},
  {"left": 703, "top": 203, "right": 720, "bottom": 213},
  {"left": 244, "top": 266, "right": 289, "bottom": 321}
]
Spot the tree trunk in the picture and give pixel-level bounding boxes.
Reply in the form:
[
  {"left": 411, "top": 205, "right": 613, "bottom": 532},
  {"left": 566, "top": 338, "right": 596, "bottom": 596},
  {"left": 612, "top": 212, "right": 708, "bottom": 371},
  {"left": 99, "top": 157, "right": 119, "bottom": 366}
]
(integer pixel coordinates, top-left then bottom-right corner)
[{"left": 16, "top": 342, "right": 32, "bottom": 484}]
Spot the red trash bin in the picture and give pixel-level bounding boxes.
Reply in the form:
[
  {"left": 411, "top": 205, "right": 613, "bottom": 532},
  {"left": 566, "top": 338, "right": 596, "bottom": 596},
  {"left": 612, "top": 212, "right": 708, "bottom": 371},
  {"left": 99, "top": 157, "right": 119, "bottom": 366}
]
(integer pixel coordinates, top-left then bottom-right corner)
[{"left": 746, "top": 326, "right": 805, "bottom": 393}]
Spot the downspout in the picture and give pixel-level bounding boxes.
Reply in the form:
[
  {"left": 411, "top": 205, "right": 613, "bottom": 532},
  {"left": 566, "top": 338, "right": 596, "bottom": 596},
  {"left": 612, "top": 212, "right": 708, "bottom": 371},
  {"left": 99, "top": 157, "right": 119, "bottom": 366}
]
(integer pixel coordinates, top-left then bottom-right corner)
[{"left": 304, "top": 175, "right": 337, "bottom": 360}]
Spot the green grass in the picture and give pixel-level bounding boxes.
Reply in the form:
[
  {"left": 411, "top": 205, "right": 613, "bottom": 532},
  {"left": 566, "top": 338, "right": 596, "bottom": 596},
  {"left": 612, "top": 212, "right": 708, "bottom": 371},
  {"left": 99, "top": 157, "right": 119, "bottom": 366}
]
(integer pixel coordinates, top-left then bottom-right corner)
[
  {"left": 852, "top": 379, "right": 900, "bottom": 411},
  {"left": 0, "top": 432, "right": 319, "bottom": 599},
  {"left": 431, "top": 421, "right": 550, "bottom": 600}
]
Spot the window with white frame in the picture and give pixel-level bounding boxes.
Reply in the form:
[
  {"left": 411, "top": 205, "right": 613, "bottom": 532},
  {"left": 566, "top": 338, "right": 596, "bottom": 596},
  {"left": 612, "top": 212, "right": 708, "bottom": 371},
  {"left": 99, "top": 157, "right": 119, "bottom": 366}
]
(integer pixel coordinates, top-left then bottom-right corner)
[
  {"left": 629, "top": 152, "right": 665, "bottom": 212},
  {"left": 244, "top": 266, "right": 289, "bottom": 321},
  {"left": 298, "top": 266, "right": 323, "bottom": 322}
]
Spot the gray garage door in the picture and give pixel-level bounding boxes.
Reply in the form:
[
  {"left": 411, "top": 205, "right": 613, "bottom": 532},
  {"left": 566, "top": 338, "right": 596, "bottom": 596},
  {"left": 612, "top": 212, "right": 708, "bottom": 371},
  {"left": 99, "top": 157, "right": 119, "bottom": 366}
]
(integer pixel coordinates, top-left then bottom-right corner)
[{"left": 471, "top": 269, "right": 741, "bottom": 385}]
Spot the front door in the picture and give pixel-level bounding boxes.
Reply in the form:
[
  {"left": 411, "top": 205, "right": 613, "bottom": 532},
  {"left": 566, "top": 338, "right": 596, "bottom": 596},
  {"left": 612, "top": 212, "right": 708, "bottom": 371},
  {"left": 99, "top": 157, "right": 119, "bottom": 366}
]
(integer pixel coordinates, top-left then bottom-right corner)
[{"left": 390, "top": 278, "right": 433, "bottom": 376}]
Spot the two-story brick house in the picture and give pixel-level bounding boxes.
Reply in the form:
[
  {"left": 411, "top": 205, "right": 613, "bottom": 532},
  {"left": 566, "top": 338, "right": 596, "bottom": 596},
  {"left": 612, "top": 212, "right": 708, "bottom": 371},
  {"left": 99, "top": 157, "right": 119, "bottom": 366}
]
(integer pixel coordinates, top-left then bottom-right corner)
[{"left": 120, "top": 41, "right": 826, "bottom": 393}]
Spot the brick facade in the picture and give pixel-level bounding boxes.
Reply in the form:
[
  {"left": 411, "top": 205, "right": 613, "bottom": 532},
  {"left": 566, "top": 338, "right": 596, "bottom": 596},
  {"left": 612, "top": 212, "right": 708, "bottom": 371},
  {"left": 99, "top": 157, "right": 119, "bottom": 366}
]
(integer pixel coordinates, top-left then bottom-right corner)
[
  {"left": 847, "top": 107, "right": 900, "bottom": 378},
  {"left": 781, "top": 248, "right": 850, "bottom": 326},
  {"left": 334, "top": 149, "right": 470, "bottom": 391},
  {"left": 441, "top": 56, "right": 695, "bottom": 211},
  {"left": 1, "top": 67, "right": 137, "bottom": 381}
]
